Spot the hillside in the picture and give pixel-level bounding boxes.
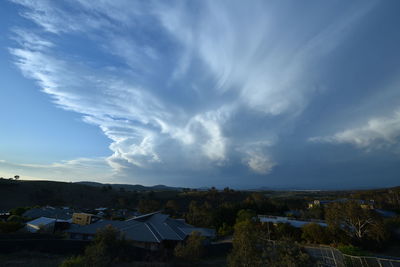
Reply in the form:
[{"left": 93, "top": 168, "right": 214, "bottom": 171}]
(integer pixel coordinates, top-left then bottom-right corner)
[
  {"left": 76, "top": 181, "right": 181, "bottom": 191},
  {"left": 0, "top": 179, "right": 180, "bottom": 210}
]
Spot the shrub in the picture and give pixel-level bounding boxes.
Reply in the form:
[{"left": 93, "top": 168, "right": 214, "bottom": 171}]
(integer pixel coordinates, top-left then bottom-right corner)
[
  {"left": 0, "top": 221, "right": 24, "bottom": 233},
  {"left": 59, "top": 255, "right": 85, "bottom": 267},
  {"left": 301, "top": 223, "right": 329, "bottom": 244},
  {"left": 338, "top": 245, "right": 369, "bottom": 256},
  {"left": 174, "top": 231, "right": 205, "bottom": 262}
]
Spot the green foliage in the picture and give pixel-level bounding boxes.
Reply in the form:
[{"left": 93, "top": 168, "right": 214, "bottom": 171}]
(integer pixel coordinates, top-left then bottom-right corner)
[
  {"left": 302, "top": 206, "right": 324, "bottom": 220},
  {"left": 174, "top": 231, "right": 205, "bottom": 262},
  {"left": 0, "top": 221, "right": 23, "bottom": 233},
  {"left": 137, "top": 199, "right": 160, "bottom": 214},
  {"left": 218, "top": 222, "right": 233, "bottom": 237},
  {"left": 337, "top": 245, "right": 369, "bottom": 256},
  {"left": 84, "top": 225, "right": 133, "bottom": 266},
  {"left": 228, "top": 220, "right": 310, "bottom": 267},
  {"left": 273, "top": 223, "right": 302, "bottom": 242},
  {"left": 59, "top": 255, "right": 85, "bottom": 267},
  {"left": 64, "top": 225, "right": 136, "bottom": 267},
  {"left": 325, "top": 200, "right": 389, "bottom": 248},
  {"left": 10, "top": 206, "right": 30, "bottom": 216},
  {"left": 165, "top": 199, "right": 180, "bottom": 216},
  {"left": 236, "top": 209, "right": 256, "bottom": 223},
  {"left": 262, "top": 241, "right": 311, "bottom": 267},
  {"left": 186, "top": 201, "right": 214, "bottom": 227},
  {"left": 7, "top": 215, "right": 25, "bottom": 223},
  {"left": 228, "top": 220, "right": 263, "bottom": 267},
  {"left": 301, "top": 223, "right": 329, "bottom": 244}
]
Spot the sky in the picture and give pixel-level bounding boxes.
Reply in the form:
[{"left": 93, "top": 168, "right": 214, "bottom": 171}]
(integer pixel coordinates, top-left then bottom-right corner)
[{"left": 0, "top": 0, "right": 400, "bottom": 189}]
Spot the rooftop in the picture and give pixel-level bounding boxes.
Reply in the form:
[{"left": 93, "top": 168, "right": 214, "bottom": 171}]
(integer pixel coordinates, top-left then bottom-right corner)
[{"left": 68, "top": 211, "right": 215, "bottom": 243}]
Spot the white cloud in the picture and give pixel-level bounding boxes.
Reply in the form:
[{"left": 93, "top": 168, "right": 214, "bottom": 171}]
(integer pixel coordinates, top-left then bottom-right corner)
[
  {"left": 241, "top": 147, "right": 277, "bottom": 174},
  {"left": 310, "top": 111, "right": 400, "bottom": 150},
  {"left": 7, "top": 0, "right": 378, "bottom": 183},
  {"left": 0, "top": 158, "right": 113, "bottom": 182}
]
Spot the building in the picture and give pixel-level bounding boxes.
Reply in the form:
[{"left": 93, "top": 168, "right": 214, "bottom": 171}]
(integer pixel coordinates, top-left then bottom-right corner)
[
  {"left": 26, "top": 217, "right": 71, "bottom": 233},
  {"left": 67, "top": 211, "right": 215, "bottom": 250},
  {"left": 72, "top": 213, "right": 99, "bottom": 225},
  {"left": 308, "top": 199, "right": 374, "bottom": 209},
  {"left": 23, "top": 206, "right": 73, "bottom": 220},
  {"left": 258, "top": 215, "right": 327, "bottom": 228}
]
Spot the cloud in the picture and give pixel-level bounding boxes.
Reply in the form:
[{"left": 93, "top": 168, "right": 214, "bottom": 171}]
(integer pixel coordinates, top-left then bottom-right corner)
[
  {"left": 6, "top": 0, "right": 380, "bottom": 184},
  {"left": 244, "top": 152, "right": 277, "bottom": 175},
  {"left": 309, "top": 110, "right": 400, "bottom": 150},
  {"left": 0, "top": 158, "right": 113, "bottom": 182}
]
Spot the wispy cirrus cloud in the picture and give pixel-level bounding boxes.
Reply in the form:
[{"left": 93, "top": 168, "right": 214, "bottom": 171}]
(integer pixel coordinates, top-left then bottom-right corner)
[{"left": 0, "top": 158, "right": 113, "bottom": 182}]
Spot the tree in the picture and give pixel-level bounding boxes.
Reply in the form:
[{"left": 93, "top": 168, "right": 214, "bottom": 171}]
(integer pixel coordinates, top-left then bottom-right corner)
[
  {"left": 174, "top": 231, "right": 205, "bottom": 263},
  {"left": 7, "top": 215, "right": 25, "bottom": 223},
  {"left": 228, "top": 220, "right": 310, "bottom": 267},
  {"left": 59, "top": 255, "right": 85, "bottom": 267},
  {"left": 326, "top": 201, "right": 381, "bottom": 240},
  {"left": 138, "top": 199, "right": 160, "bottom": 214},
  {"left": 165, "top": 200, "right": 180, "bottom": 216},
  {"left": 262, "top": 241, "right": 310, "bottom": 267},
  {"left": 10, "top": 206, "right": 30, "bottom": 216},
  {"left": 83, "top": 225, "right": 134, "bottom": 267},
  {"left": 236, "top": 209, "right": 256, "bottom": 223},
  {"left": 274, "top": 223, "right": 302, "bottom": 241},
  {"left": 14, "top": 175, "right": 20, "bottom": 180},
  {"left": 0, "top": 221, "right": 23, "bottom": 233},
  {"left": 301, "top": 223, "right": 329, "bottom": 244},
  {"left": 218, "top": 222, "right": 233, "bottom": 237},
  {"left": 186, "top": 201, "right": 214, "bottom": 227},
  {"left": 228, "top": 220, "right": 263, "bottom": 267}
]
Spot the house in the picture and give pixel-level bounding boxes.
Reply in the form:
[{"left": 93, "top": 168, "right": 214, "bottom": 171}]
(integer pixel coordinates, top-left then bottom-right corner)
[
  {"left": 67, "top": 211, "right": 215, "bottom": 250},
  {"left": 307, "top": 199, "right": 374, "bottom": 209},
  {"left": 25, "top": 217, "right": 70, "bottom": 233},
  {"left": 0, "top": 210, "right": 10, "bottom": 220},
  {"left": 258, "top": 215, "right": 327, "bottom": 228},
  {"left": 23, "top": 206, "right": 74, "bottom": 220},
  {"left": 72, "top": 213, "right": 99, "bottom": 225}
]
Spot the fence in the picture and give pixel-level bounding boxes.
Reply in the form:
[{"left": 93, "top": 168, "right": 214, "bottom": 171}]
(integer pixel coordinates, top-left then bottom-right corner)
[{"left": 304, "top": 245, "right": 400, "bottom": 267}]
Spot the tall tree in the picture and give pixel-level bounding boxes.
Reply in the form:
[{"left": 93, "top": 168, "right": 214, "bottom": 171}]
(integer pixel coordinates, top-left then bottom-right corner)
[
  {"left": 174, "top": 231, "right": 205, "bottom": 263},
  {"left": 228, "top": 220, "right": 263, "bottom": 267},
  {"left": 325, "top": 200, "right": 387, "bottom": 244}
]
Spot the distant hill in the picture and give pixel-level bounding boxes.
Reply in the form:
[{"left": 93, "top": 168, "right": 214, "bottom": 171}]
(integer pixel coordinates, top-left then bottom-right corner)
[
  {"left": 76, "top": 181, "right": 182, "bottom": 191},
  {"left": 0, "top": 178, "right": 181, "bottom": 210}
]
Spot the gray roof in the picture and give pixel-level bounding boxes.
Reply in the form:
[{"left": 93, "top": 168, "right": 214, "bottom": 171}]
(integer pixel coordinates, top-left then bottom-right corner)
[
  {"left": 68, "top": 212, "right": 215, "bottom": 243},
  {"left": 27, "top": 217, "right": 57, "bottom": 226},
  {"left": 23, "top": 207, "right": 73, "bottom": 220}
]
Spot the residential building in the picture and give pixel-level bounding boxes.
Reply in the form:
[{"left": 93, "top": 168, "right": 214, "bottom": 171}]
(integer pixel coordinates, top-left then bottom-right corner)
[
  {"left": 67, "top": 211, "right": 215, "bottom": 250},
  {"left": 72, "top": 213, "right": 99, "bottom": 225}
]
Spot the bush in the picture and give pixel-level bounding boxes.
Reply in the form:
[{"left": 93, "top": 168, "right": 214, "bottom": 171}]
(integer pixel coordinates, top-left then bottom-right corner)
[
  {"left": 218, "top": 222, "right": 233, "bottom": 237},
  {"left": 301, "top": 223, "right": 329, "bottom": 244},
  {"left": 338, "top": 245, "right": 369, "bottom": 256},
  {"left": 59, "top": 255, "right": 85, "bottom": 267},
  {"left": 7, "top": 215, "right": 25, "bottom": 223},
  {"left": 84, "top": 225, "right": 134, "bottom": 266},
  {"left": 10, "top": 207, "right": 31, "bottom": 216},
  {"left": 174, "top": 231, "right": 205, "bottom": 262},
  {"left": 0, "top": 221, "right": 24, "bottom": 233}
]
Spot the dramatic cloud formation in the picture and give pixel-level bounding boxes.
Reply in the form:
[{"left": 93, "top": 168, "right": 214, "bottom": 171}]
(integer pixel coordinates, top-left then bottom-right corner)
[{"left": 3, "top": 0, "right": 400, "bottom": 188}]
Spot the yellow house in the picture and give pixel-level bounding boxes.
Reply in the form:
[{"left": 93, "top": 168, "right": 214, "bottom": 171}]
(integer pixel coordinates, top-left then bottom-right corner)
[{"left": 72, "top": 213, "right": 98, "bottom": 225}]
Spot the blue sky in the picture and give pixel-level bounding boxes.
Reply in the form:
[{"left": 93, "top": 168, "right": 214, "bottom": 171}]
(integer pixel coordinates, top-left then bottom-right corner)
[{"left": 1, "top": 0, "right": 400, "bottom": 189}]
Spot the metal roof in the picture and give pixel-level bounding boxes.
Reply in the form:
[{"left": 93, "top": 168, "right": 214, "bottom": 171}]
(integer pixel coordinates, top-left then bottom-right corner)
[
  {"left": 68, "top": 212, "right": 215, "bottom": 243},
  {"left": 27, "top": 217, "right": 57, "bottom": 226},
  {"left": 23, "top": 207, "right": 73, "bottom": 220}
]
